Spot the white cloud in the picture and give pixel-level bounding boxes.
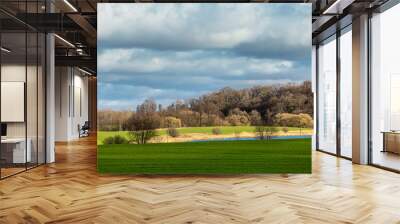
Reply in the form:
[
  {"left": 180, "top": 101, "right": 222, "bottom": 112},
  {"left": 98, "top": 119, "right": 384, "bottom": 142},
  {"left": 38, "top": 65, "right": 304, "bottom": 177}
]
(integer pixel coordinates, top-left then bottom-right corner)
[
  {"left": 98, "top": 48, "right": 295, "bottom": 79},
  {"left": 97, "top": 3, "right": 311, "bottom": 110},
  {"left": 98, "top": 3, "right": 311, "bottom": 58}
]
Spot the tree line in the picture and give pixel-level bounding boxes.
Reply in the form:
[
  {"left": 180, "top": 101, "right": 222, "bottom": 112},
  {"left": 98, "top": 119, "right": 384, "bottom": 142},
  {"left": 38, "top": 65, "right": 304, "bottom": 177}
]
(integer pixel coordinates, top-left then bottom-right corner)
[{"left": 99, "top": 81, "right": 313, "bottom": 132}]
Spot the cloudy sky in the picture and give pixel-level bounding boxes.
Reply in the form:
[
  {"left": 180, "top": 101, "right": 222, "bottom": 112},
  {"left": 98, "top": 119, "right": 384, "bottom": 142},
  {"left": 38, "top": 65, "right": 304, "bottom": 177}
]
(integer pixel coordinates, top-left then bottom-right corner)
[{"left": 98, "top": 3, "right": 311, "bottom": 110}]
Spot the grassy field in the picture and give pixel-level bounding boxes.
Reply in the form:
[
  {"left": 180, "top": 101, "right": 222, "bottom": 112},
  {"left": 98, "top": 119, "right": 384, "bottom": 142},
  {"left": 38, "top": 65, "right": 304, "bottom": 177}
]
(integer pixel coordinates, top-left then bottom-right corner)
[
  {"left": 97, "top": 126, "right": 312, "bottom": 145},
  {"left": 97, "top": 139, "right": 311, "bottom": 174}
]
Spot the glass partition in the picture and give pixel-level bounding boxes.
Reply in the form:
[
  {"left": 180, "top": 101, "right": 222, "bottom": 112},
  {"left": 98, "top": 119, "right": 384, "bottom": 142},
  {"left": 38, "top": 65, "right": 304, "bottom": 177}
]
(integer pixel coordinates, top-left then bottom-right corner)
[
  {"left": 38, "top": 32, "right": 45, "bottom": 165},
  {"left": 317, "top": 35, "right": 337, "bottom": 154},
  {"left": 1, "top": 30, "right": 28, "bottom": 177},
  {"left": 339, "top": 27, "right": 352, "bottom": 158},
  {"left": 0, "top": 2, "right": 46, "bottom": 179},
  {"left": 27, "top": 31, "right": 38, "bottom": 169}
]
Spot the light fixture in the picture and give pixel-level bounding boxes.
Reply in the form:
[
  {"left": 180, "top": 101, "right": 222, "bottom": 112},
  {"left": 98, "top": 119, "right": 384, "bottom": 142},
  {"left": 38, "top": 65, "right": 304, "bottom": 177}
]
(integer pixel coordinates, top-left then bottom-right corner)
[
  {"left": 54, "top": 34, "right": 75, "bottom": 48},
  {"left": 76, "top": 48, "right": 86, "bottom": 56},
  {"left": 63, "top": 0, "right": 78, "bottom": 12},
  {"left": 322, "top": 0, "right": 354, "bottom": 15},
  {"left": 78, "top": 67, "right": 92, "bottom": 76},
  {"left": 1, "top": 47, "right": 11, "bottom": 53},
  {"left": 322, "top": 0, "right": 341, "bottom": 14}
]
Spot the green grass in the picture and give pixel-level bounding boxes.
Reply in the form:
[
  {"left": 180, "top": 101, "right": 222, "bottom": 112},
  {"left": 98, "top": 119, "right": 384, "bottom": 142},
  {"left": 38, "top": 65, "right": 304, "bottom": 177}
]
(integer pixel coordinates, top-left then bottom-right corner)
[
  {"left": 97, "top": 126, "right": 312, "bottom": 145},
  {"left": 97, "top": 139, "right": 311, "bottom": 174}
]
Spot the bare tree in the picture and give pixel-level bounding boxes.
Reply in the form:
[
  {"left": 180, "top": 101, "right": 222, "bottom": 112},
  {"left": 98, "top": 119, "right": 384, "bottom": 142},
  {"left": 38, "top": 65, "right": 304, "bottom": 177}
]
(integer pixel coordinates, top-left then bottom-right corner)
[{"left": 125, "top": 99, "right": 161, "bottom": 144}]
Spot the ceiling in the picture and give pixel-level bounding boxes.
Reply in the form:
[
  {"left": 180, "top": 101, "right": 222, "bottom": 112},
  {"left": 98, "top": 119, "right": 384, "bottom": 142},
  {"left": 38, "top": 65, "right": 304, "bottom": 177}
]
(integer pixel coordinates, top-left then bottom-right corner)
[{"left": 0, "top": 0, "right": 391, "bottom": 75}]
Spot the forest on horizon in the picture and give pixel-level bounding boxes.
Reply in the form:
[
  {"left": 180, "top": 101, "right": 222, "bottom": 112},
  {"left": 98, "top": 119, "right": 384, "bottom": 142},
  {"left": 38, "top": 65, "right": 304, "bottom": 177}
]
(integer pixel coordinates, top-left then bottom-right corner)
[{"left": 98, "top": 81, "right": 313, "bottom": 131}]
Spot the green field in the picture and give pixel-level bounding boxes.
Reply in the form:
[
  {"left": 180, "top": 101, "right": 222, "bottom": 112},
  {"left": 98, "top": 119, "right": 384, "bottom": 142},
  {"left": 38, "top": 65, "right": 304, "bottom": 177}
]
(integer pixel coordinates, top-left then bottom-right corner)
[
  {"left": 97, "top": 139, "right": 311, "bottom": 174},
  {"left": 97, "top": 126, "right": 311, "bottom": 145}
]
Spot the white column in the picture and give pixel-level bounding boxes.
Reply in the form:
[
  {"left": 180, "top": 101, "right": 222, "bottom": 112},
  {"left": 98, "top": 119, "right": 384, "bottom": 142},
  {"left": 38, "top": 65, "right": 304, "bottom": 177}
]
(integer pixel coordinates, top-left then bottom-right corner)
[
  {"left": 46, "top": 33, "right": 55, "bottom": 163},
  {"left": 45, "top": 0, "right": 56, "bottom": 163},
  {"left": 352, "top": 14, "right": 369, "bottom": 164},
  {"left": 55, "top": 67, "right": 73, "bottom": 141}
]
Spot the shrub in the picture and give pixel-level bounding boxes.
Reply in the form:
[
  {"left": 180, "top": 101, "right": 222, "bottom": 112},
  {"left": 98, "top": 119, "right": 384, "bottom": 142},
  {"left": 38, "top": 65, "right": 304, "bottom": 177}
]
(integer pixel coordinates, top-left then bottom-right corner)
[
  {"left": 212, "top": 128, "right": 222, "bottom": 135},
  {"left": 274, "top": 113, "right": 313, "bottom": 128},
  {"left": 282, "top": 127, "right": 289, "bottom": 134},
  {"left": 226, "top": 114, "right": 250, "bottom": 126},
  {"left": 249, "top": 110, "right": 262, "bottom": 126},
  {"left": 114, "top": 135, "right": 129, "bottom": 144},
  {"left": 167, "top": 128, "right": 180, "bottom": 137},
  {"left": 164, "top": 116, "right": 182, "bottom": 128},
  {"left": 128, "top": 130, "right": 158, "bottom": 144},
  {"left": 124, "top": 108, "right": 161, "bottom": 144},
  {"left": 298, "top": 113, "right": 314, "bottom": 128},
  {"left": 226, "top": 108, "right": 250, "bottom": 126},
  {"left": 103, "top": 135, "right": 128, "bottom": 145},
  {"left": 103, "top": 136, "right": 115, "bottom": 145}
]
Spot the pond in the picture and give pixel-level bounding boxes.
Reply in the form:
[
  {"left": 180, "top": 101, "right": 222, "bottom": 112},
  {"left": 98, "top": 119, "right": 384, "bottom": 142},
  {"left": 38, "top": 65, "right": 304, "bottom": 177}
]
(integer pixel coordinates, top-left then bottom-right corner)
[{"left": 191, "top": 135, "right": 312, "bottom": 142}]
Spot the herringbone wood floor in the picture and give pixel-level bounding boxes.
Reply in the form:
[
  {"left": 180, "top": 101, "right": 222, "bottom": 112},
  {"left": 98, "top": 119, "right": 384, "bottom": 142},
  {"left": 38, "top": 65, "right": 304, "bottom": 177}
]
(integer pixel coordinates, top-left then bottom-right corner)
[{"left": 1, "top": 134, "right": 400, "bottom": 224}]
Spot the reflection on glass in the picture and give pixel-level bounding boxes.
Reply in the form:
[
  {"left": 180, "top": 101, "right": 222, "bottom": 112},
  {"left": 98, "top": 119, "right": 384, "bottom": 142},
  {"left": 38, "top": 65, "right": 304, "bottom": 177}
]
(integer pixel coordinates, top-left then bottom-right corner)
[
  {"left": 0, "top": 1, "right": 46, "bottom": 178},
  {"left": 371, "top": 3, "right": 400, "bottom": 171},
  {"left": 1, "top": 31, "right": 27, "bottom": 177},
  {"left": 38, "top": 33, "right": 46, "bottom": 165},
  {"left": 318, "top": 36, "right": 337, "bottom": 154},
  {"left": 340, "top": 28, "right": 352, "bottom": 158},
  {"left": 390, "top": 75, "right": 400, "bottom": 130},
  {"left": 27, "top": 31, "right": 38, "bottom": 169}
]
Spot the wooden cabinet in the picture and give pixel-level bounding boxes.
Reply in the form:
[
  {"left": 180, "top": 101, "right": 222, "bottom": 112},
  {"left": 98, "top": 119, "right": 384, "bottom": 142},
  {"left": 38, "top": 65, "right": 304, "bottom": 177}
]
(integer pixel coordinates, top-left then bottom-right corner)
[{"left": 382, "top": 132, "right": 400, "bottom": 154}]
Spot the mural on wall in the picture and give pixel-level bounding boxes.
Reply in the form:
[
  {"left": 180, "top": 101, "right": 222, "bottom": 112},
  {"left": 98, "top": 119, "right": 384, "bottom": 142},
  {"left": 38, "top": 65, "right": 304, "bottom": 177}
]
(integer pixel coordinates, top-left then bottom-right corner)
[{"left": 97, "top": 3, "right": 312, "bottom": 174}]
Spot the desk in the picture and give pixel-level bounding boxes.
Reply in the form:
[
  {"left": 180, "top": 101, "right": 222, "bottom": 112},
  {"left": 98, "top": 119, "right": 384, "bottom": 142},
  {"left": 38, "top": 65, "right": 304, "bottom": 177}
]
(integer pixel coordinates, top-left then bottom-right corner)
[
  {"left": 382, "top": 131, "right": 400, "bottom": 154},
  {"left": 1, "top": 138, "right": 31, "bottom": 164}
]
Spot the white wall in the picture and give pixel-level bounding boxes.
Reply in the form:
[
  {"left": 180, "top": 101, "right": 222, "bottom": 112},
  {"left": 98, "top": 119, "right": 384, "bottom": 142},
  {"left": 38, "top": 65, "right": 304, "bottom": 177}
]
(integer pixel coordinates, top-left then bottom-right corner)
[
  {"left": 55, "top": 67, "right": 89, "bottom": 141},
  {"left": 55, "top": 66, "right": 69, "bottom": 141}
]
